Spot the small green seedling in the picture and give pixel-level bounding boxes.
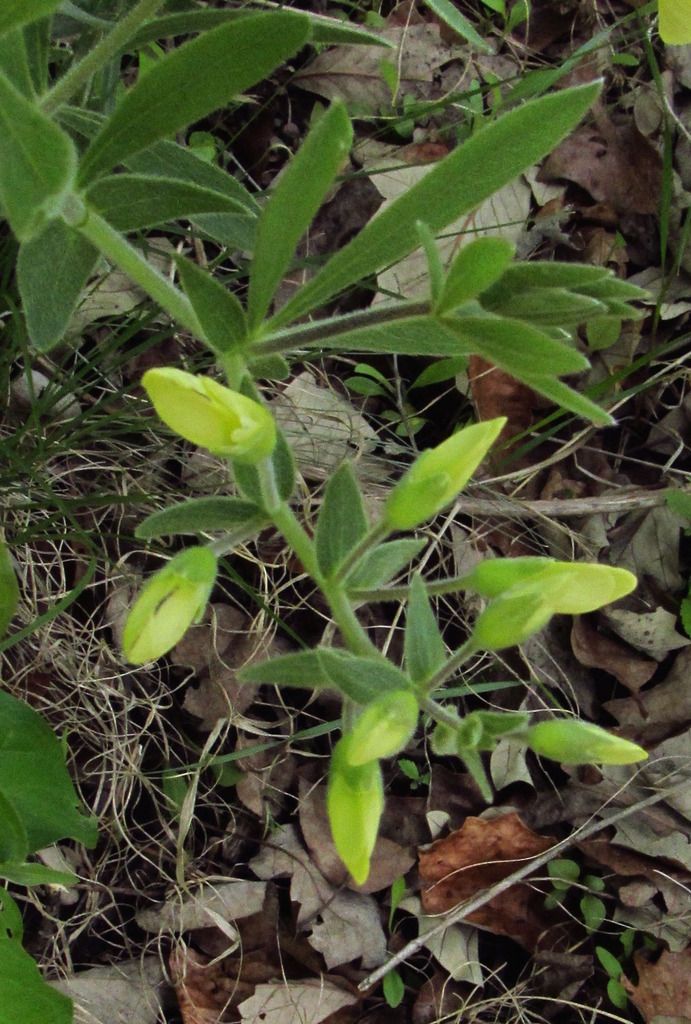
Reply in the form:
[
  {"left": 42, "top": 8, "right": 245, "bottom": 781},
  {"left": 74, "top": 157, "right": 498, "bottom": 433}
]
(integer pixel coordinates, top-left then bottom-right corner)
[{"left": 545, "top": 859, "right": 607, "bottom": 933}]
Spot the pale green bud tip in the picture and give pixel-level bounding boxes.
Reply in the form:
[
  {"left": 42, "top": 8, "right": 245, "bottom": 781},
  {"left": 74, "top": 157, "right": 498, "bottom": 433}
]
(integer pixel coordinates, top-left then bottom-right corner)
[
  {"left": 471, "top": 590, "right": 552, "bottom": 651},
  {"left": 465, "top": 558, "right": 637, "bottom": 614},
  {"left": 345, "top": 691, "right": 419, "bottom": 766},
  {"left": 327, "top": 738, "right": 384, "bottom": 884},
  {"left": 527, "top": 720, "right": 647, "bottom": 765},
  {"left": 384, "top": 417, "right": 507, "bottom": 530},
  {"left": 123, "top": 547, "right": 217, "bottom": 665},
  {"left": 142, "top": 368, "right": 276, "bottom": 463}
]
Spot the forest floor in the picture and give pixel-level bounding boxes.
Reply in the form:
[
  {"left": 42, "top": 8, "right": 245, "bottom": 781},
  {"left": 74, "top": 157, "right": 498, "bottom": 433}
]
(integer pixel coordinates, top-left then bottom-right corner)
[{"left": 2, "top": 2, "right": 691, "bottom": 1023}]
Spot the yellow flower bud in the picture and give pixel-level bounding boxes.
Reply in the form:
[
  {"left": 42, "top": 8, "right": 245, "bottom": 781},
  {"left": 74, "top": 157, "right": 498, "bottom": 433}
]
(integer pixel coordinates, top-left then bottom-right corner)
[
  {"left": 123, "top": 547, "right": 217, "bottom": 665},
  {"left": 142, "top": 368, "right": 276, "bottom": 463},
  {"left": 471, "top": 587, "right": 552, "bottom": 650},
  {"left": 384, "top": 418, "right": 506, "bottom": 531},
  {"left": 464, "top": 558, "right": 636, "bottom": 614},
  {"left": 527, "top": 719, "right": 647, "bottom": 765},
  {"left": 327, "top": 736, "right": 384, "bottom": 885},
  {"left": 345, "top": 690, "right": 419, "bottom": 766},
  {"left": 659, "top": 0, "right": 691, "bottom": 44}
]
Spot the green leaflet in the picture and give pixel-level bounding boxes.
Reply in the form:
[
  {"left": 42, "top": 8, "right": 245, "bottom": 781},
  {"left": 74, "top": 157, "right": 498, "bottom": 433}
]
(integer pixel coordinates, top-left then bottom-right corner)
[
  {"left": 248, "top": 102, "right": 352, "bottom": 330},
  {"left": 0, "top": 543, "right": 19, "bottom": 637},
  {"left": 267, "top": 82, "right": 601, "bottom": 328},
  {"left": 404, "top": 575, "right": 446, "bottom": 684},
  {"left": 17, "top": 220, "right": 98, "bottom": 351},
  {"left": 315, "top": 463, "right": 368, "bottom": 578},
  {"left": 86, "top": 174, "right": 248, "bottom": 231},
  {"left": 0, "top": 0, "right": 62, "bottom": 38},
  {"left": 0, "top": 70, "right": 77, "bottom": 241},
  {"left": 176, "top": 255, "right": 247, "bottom": 358},
  {"left": 0, "top": 690, "right": 98, "bottom": 851},
  {"left": 135, "top": 497, "right": 264, "bottom": 540},
  {"left": 78, "top": 13, "right": 310, "bottom": 184}
]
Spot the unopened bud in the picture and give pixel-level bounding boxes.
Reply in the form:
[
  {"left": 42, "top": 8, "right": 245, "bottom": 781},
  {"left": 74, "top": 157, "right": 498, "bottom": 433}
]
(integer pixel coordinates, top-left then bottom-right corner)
[
  {"left": 345, "top": 690, "right": 419, "bottom": 766},
  {"left": 527, "top": 719, "right": 647, "bottom": 765},
  {"left": 327, "top": 736, "right": 384, "bottom": 885}
]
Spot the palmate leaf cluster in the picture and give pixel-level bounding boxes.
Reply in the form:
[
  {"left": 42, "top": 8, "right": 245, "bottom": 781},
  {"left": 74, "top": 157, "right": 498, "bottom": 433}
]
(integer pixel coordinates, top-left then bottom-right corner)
[{"left": 0, "top": 3, "right": 657, "bottom": 1019}]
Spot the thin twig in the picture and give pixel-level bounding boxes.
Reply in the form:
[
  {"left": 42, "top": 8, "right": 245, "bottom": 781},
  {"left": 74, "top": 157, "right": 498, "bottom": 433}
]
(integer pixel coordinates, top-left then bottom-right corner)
[
  {"left": 451, "top": 486, "right": 678, "bottom": 519},
  {"left": 358, "top": 776, "right": 689, "bottom": 991}
]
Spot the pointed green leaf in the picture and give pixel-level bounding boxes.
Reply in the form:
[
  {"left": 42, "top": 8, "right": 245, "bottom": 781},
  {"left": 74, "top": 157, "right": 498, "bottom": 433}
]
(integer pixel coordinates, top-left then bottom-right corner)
[
  {"left": 443, "top": 316, "right": 588, "bottom": 377},
  {"left": 238, "top": 649, "right": 327, "bottom": 689},
  {"left": 483, "top": 287, "right": 608, "bottom": 326},
  {"left": 0, "top": 690, "right": 98, "bottom": 852},
  {"left": 317, "top": 649, "right": 413, "bottom": 704},
  {"left": 383, "top": 969, "right": 405, "bottom": 1009},
  {"left": 404, "top": 575, "right": 446, "bottom": 684},
  {"left": 248, "top": 102, "right": 352, "bottom": 329},
  {"left": 596, "top": 946, "right": 623, "bottom": 980},
  {"left": 78, "top": 13, "right": 310, "bottom": 185},
  {"left": 0, "top": 0, "right": 62, "bottom": 37},
  {"left": 0, "top": 862, "right": 77, "bottom": 887},
  {"left": 346, "top": 538, "right": 426, "bottom": 590},
  {"left": 437, "top": 237, "right": 514, "bottom": 314},
  {"left": 176, "top": 256, "right": 247, "bottom": 357},
  {"left": 315, "top": 462, "right": 368, "bottom": 578},
  {"left": 489, "top": 262, "right": 609, "bottom": 294},
  {"left": 0, "top": 791, "right": 28, "bottom": 864},
  {"left": 17, "top": 220, "right": 98, "bottom": 351},
  {"left": 0, "top": 29, "right": 35, "bottom": 96},
  {"left": 268, "top": 82, "right": 602, "bottom": 328},
  {"left": 135, "top": 497, "right": 264, "bottom": 540},
  {"left": 86, "top": 174, "right": 247, "bottom": 231},
  {"left": 129, "top": 6, "right": 391, "bottom": 49},
  {"left": 0, "top": 542, "right": 19, "bottom": 637},
  {"left": 520, "top": 373, "right": 613, "bottom": 426},
  {"left": 421, "top": 0, "right": 491, "bottom": 51},
  {"left": 0, "top": 889, "right": 23, "bottom": 942},
  {"left": 0, "top": 70, "right": 77, "bottom": 240},
  {"left": 0, "top": 939, "right": 73, "bottom": 1024},
  {"left": 23, "top": 17, "right": 50, "bottom": 93}
]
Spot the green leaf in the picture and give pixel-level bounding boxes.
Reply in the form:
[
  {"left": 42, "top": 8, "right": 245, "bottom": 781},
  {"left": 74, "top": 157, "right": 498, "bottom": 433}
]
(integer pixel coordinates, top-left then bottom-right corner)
[
  {"left": 421, "top": 0, "right": 491, "bottom": 51},
  {"left": 409, "top": 356, "right": 467, "bottom": 390},
  {"left": 0, "top": 70, "right": 77, "bottom": 241},
  {"left": 0, "top": 690, "right": 98, "bottom": 852},
  {"left": 23, "top": 17, "right": 50, "bottom": 93},
  {"left": 315, "top": 462, "right": 368, "bottom": 578},
  {"left": 17, "top": 220, "right": 98, "bottom": 351},
  {"left": 0, "top": 791, "right": 28, "bottom": 864},
  {"left": 0, "top": 0, "right": 62, "bottom": 37},
  {"left": 248, "top": 101, "right": 352, "bottom": 329},
  {"left": 596, "top": 946, "right": 623, "bottom": 980},
  {"left": 128, "top": 6, "right": 391, "bottom": 50},
  {"left": 135, "top": 497, "right": 264, "bottom": 540},
  {"left": 665, "top": 488, "right": 691, "bottom": 522},
  {"left": 317, "top": 649, "right": 413, "bottom": 704},
  {"left": 0, "top": 862, "right": 77, "bottom": 887},
  {"left": 520, "top": 373, "right": 613, "bottom": 426},
  {"left": 78, "top": 13, "right": 310, "bottom": 185},
  {"left": 86, "top": 174, "right": 247, "bottom": 231},
  {"left": 238, "top": 649, "right": 327, "bottom": 689},
  {"left": 126, "top": 139, "right": 259, "bottom": 214},
  {"left": 437, "top": 237, "right": 514, "bottom": 314},
  {"left": 383, "top": 968, "right": 405, "bottom": 1009},
  {"left": 0, "top": 543, "right": 19, "bottom": 637},
  {"left": 0, "top": 938, "right": 73, "bottom": 1024},
  {"left": 444, "top": 316, "right": 588, "bottom": 377},
  {"left": 268, "top": 82, "right": 602, "bottom": 328},
  {"left": 234, "top": 425, "right": 295, "bottom": 505},
  {"left": 0, "top": 889, "right": 23, "bottom": 942},
  {"left": 483, "top": 287, "right": 608, "bottom": 326},
  {"left": 346, "top": 538, "right": 426, "bottom": 590},
  {"left": 489, "top": 262, "right": 609, "bottom": 294},
  {"left": 0, "top": 29, "right": 35, "bottom": 96},
  {"left": 547, "top": 857, "right": 580, "bottom": 892},
  {"left": 681, "top": 595, "right": 691, "bottom": 639},
  {"left": 580, "top": 893, "right": 607, "bottom": 932},
  {"left": 176, "top": 255, "right": 247, "bottom": 357},
  {"left": 404, "top": 575, "right": 446, "bottom": 684},
  {"left": 607, "top": 979, "right": 628, "bottom": 1010},
  {"left": 586, "top": 317, "right": 621, "bottom": 351}
]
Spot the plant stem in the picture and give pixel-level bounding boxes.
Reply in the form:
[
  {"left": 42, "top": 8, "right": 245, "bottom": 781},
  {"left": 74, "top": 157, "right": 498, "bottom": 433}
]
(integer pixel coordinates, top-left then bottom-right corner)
[
  {"left": 424, "top": 638, "right": 479, "bottom": 694},
  {"left": 419, "top": 696, "right": 461, "bottom": 730},
  {"left": 252, "top": 300, "right": 430, "bottom": 356},
  {"left": 42, "top": 0, "right": 166, "bottom": 113},
  {"left": 76, "top": 208, "right": 203, "bottom": 337}
]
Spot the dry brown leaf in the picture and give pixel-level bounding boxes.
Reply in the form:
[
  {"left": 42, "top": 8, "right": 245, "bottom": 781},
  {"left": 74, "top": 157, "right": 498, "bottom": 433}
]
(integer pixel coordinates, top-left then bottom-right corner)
[
  {"left": 249, "top": 825, "right": 387, "bottom": 969},
  {"left": 238, "top": 979, "right": 357, "bottom": 1024},
  {"left": 170, "top": 946, "right": 277, "bottom": 1024},
  {"left": 298, "top": 776, "right": 415, "bottom": 893},
  {"left": 419, "top": 813, "right": 558, "bottom": 949},
  {"left": 571, "top": 616, "right": 657, "bottom": 694},
  {"left": 469, "top": 355, "right": 538, "bottom": 452},
  {"left": 623, "top": 947, "right": 691, "bottom": 1023},
  {"left": 540, "top": 118, "right": 663, "bottom": 215},
  {"left": 603, "top": 648, "right": 691, "bottom": 744}
]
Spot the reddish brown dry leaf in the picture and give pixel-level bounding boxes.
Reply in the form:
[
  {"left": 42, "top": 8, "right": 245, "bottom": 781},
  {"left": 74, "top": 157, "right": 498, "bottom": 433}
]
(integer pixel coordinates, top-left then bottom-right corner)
[
  {"left": 170, "top": 946, "right": 277, "bottom": 1024},
  {"left": 540, "top": 117, "right": 663, "bottom": 216},
  {"left": 411, "top": 970, "right": 467, "bottom": 1024},
  {"left": 571, "top": 616, "right": 657, "bottom": 694},
  {"left": 623, "top": 946, "right": 691, "bottom": 1023},
  {"left": 419, "top": 813, "right": 558, "bottom": 950},
  {"left": 603, "top": 647, "right": 691, "bottom": 745},
  {"left": 298, "top": 776, "right": 415, "bottom": 894},
  {"left": 469, "top": 355, "right": 538, "bottom": 452}
]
